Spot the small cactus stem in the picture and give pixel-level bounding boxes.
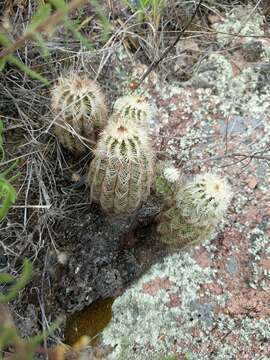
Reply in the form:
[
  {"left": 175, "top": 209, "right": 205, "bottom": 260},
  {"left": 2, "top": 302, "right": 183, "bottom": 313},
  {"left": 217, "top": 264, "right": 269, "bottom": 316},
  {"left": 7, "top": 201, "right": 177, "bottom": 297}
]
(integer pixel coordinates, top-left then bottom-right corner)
[
  {"left": 157, "top": 172, "right": 232, "bottom": 248},
  {"left": 51, "top": 73, "right": 108, "bottom": 154},
  {"left": 157, "top": 204, "right": 215, "bottom": 248},
  {"left": 176, "top": 173, "right": 233, "bottom": 226},
  {"left": 113, "top": 95, "right": 152, "bottom": 127},
  {"left": 88, "top": 115, "right": 154, "bottom": 215},
  {"left": 155, "top": 162, "right": 181, "bottom": 197}
]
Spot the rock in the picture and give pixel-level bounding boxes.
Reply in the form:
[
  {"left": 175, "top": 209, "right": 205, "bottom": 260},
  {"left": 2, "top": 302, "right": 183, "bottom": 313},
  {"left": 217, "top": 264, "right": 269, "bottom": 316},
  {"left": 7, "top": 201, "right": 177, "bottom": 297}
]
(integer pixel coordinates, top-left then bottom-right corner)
[{"left": 98, "top": 7, "right": 270, "bottom": 358}]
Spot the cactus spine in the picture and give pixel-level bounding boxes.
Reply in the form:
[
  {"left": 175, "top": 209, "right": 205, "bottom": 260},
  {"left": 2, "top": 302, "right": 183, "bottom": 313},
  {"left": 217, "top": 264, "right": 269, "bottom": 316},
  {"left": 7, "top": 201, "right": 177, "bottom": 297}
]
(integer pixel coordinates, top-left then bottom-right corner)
[
  {"left": 51, "top": 74, "right": 107, "bottom": 154},
  {"left": 113, "top": 95, "right": 152, "bottom": 127},
  {"left": 88, "top": 115, "right": 154, "bottom": 215},
  {"left": 157, "top": 173, "right": 232, "bottom": 247}
]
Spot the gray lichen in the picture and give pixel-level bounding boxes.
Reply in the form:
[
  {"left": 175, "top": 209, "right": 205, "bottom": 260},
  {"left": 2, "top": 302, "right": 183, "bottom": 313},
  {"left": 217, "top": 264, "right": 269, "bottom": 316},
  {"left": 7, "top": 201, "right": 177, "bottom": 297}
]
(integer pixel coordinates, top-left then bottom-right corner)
[
  {"left": 102, "top": 252, "right": 215, "bottom": 359},
  {"left": 213, "top": 6, "right": 264, "bottom": 46},
  {"left": 249, "top": 228, "right": 270, "bottom": 290}
]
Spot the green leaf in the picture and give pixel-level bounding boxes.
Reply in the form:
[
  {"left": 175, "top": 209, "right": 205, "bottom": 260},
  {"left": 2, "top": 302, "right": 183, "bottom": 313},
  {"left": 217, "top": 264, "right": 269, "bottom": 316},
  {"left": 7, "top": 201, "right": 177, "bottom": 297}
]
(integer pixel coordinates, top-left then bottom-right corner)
[
  {"left": 49, "top": 0, "right": 68, "bottom": 12},
  {"left": 1, "top": 159, "right": 18, "bottom": 178},
  {"left": 64, "top": 19, "right": 93, "bottom": 50},
  {"left": 0, "top": 57, "right": 6, "bottom": 71},
  {"left": 0, "top": 273, "right": 14, "bottom": 284},
  {"left": 7, "top": 55, "right": 49, "bottom": 85},
  {"left": 27, "top": 4, "right": 52, "bottom": 32},
  {"left": 91, "top": 0, "right": 112, "bottom": 42},
  {"left": 0, "top": 120, "right": 4, "bottom": 162},
  {"left": 0, "top": 32, "right": 12, "bottom": 46},
  {"left": 0, "top": 259, "right": 32, "bottom": 303},
  {"left": 0, "top": 324, "right": 18, "bottom": 348},
  {"left": 0, "top": 177, "right": 16, "bottom": 220},
  {"left": 32, "top": 33, "right": 50, "bottom": 58}
]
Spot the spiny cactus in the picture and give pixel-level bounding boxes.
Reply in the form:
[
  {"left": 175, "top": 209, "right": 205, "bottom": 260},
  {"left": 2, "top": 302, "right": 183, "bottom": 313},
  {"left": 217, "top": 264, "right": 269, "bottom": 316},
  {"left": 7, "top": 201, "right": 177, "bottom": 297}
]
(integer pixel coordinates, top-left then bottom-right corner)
[
  {"left": 113, "top": 95, "right": 152, "bottom": 127},
  {"left": 176, "top": 173, "right": 232, "bottom": 226},
  {"left": 51, "top": 74, "right": 108, "bottom": 154},
  {"left": 157, "top": 173, "right": 232, "bottom": 247},
  {"left": 157, "top": 205, "right": 215, "bottom": 247},
  {"left": 88, "top": 115, "right": 154, "bottom": 215}
]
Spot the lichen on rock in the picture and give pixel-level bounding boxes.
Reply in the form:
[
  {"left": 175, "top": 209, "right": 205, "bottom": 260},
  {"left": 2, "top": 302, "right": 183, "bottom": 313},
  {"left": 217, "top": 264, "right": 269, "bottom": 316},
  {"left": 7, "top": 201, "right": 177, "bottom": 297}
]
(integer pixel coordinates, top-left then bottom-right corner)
[
  {"left": 102, "top": 252, "right": 216, "bottom": 359},
  {"left": 212, "top": 6, "right": 265, "bottom": 46}
]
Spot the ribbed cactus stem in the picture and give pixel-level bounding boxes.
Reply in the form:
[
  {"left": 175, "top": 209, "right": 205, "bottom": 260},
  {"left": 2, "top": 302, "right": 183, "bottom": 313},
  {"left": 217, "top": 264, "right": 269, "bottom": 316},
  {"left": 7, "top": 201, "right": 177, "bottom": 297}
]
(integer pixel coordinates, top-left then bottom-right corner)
[
  {"left": 113, "top": 95, "right": 152, "bottom": 127},
  {"left": 88, "top": 115, "right": 154, "bottom": 215},
  {"left": 51, "top": 73, "right": 107, "bottom": 154},
  {"left": 157, "top": 205, "right": 215, "bottom": 248},
  {"left": 157, "top": 173, "right": 232, "bottom": 247}
]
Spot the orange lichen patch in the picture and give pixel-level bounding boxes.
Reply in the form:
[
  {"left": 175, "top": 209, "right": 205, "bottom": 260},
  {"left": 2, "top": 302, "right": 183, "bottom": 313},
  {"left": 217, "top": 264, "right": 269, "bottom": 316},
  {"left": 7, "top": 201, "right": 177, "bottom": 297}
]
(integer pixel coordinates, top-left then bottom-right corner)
[
  {"left": 141, "top": 277, "right": 173, "bottom": 296},
  {"left": 195, "top": 250, "right": 212, "bottom": 268},
  {"left": 64, "top": 298, "right": 114, "bottom": 346},
  {"left": 247, "top": 177, "right": 258, "bottom": 189},
  {"left": 221, "top": 290, "right": 270, "bottom": 317},
  {"left": 168, "top": 293, "right": 181, "bottom": 308},
  {"left": 260, "top": 256, "right": 270, "bottom": 271}
]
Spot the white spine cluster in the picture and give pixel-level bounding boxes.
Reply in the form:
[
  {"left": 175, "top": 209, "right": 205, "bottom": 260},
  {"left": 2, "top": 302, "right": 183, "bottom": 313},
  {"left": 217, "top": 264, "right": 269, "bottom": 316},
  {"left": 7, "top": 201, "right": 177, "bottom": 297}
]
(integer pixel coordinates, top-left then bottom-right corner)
[
  {"left": 176, "top": 173, "right": 232, "bottom": 226},
  {"left": 163, "top": 165, "right": 181, "bottom": 184}
]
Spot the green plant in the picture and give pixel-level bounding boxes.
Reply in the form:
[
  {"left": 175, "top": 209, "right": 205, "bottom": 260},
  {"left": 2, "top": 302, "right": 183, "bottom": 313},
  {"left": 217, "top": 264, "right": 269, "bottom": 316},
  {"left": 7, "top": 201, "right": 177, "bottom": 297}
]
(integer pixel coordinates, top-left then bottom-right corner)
[
  {"left": 124, "top": 0, "right": 166, "bottom": 28},
  {"left": 157, "top": 173, "right": 232, "bottom": 247},
  {"left": 0, "top": 260, "right": 63, "bottom": 360},
  {"left": 88, "top": 115, "right": 154, "bottom": 215},
  {"left": 0, "top": 120, "right": 19, "bottom": 220},
  {"left": 0, "top": 166, "right": 18, "bottom": 220},
  {"left": 52, "top": 73, "right": 108, "bottom": 154},
  {"left": 0, "top": 259, "right": 32, "bottom": 304},
  {"left": 157, "top": 205, "right": 215, "bottom": 247},
  {"left": 0, "top": 0, "right": 112, "bottom": 83},
  {"left": 113, "top": 95, "right": 152, "bottom": 127}
]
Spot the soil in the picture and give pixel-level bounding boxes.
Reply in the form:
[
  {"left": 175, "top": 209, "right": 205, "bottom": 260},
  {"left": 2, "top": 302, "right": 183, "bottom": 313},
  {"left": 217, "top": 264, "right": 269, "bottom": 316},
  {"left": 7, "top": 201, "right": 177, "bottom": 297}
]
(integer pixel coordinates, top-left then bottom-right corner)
[{"left": 10, "top": 187, "right": 163, "bottom": 340}]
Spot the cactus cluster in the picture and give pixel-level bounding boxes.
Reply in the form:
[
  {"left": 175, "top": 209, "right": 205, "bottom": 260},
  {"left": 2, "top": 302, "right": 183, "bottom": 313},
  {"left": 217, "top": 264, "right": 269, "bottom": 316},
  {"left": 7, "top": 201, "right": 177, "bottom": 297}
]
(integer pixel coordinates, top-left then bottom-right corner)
[
  {"left": 51, "top": 74, "right": 107, "bottom": 154},
  {"left": 157, "top": 173, "right": 232, "bottom": 247},
  {"left": 51, "top": 76, "right": 154, "bottom": 215},
  {"left": 88, "top": 115, "right": 154, "bottom": 215},
  {"left": 51, "top": 76, "right": 232, "bottom": 246}
]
